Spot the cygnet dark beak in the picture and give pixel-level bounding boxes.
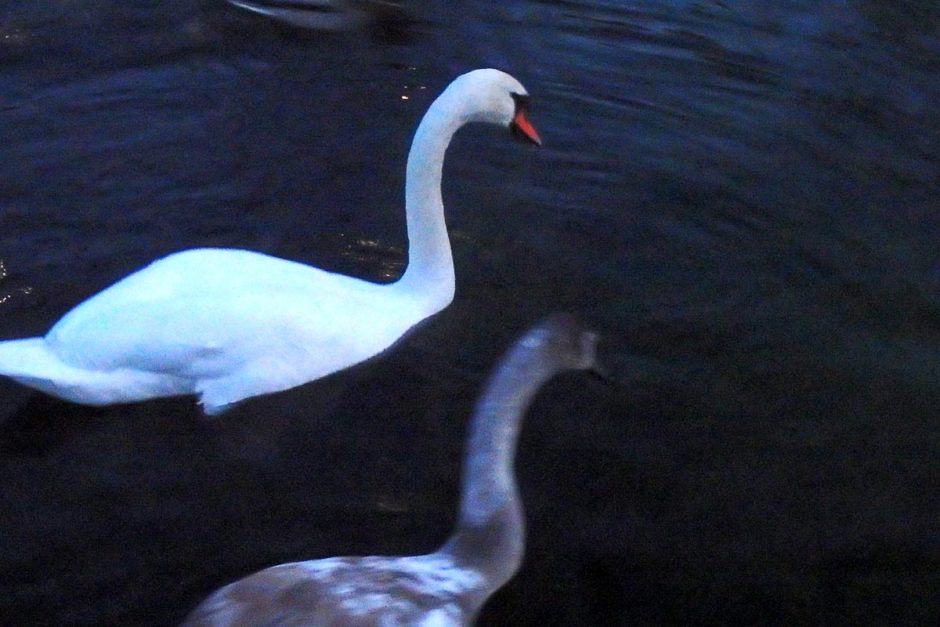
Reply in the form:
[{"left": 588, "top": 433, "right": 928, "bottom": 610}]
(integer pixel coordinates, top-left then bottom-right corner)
[{"left": 586, "top": 360, "right": 618, "bottom": 385}]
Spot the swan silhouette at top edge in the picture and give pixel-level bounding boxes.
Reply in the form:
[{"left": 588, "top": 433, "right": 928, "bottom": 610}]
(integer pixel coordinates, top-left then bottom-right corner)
[
  {"left": 180, "top": 313, "right": 599, "bottom": 625},
  {"left": 225, "top": 0, "right": 404, "bottom": 31},
  {"left": 0, "top": 68, "right": 542, "bottom": 415}
]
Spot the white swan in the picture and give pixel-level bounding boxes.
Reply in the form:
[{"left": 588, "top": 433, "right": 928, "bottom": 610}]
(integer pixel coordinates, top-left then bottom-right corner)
[
  {"left": 180, "top": 313, "right": 599, "bottom": 626},
  {"left": 0, "top": 69, "right": 542, "bottom": 415}
]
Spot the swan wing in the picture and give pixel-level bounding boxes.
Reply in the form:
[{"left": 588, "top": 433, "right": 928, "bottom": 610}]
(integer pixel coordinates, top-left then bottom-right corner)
[{"left": 44, "top": 248, "right": 405, "bottom": 380}]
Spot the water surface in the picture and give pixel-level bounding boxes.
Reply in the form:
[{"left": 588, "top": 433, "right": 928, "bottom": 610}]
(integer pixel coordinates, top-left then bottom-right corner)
[{"left": 1, "top": 1, "right": 938, "bottom": 624}]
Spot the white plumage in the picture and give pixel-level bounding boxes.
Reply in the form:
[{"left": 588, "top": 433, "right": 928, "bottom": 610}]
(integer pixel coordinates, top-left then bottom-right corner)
[{"left": 0, "top": 69, "right": 542, "bottom": 415}]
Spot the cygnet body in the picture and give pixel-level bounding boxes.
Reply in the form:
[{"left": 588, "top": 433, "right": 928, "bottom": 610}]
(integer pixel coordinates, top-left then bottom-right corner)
[{"left": 181, "top": 314, "right": 599, "bottom": 625}]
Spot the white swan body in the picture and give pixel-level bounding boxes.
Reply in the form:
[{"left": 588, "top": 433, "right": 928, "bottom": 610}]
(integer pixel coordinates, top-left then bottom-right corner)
[
  {"left": 0, "top": 69, "right": 542, "bottom": 415},
  {"left": 180, "top": 314, "right": 599, "bottom": 626}
]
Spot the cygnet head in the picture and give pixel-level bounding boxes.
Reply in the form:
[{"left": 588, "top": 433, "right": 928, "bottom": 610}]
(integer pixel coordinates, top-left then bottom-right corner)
[
  {"left": 445, "top": 69, "right": 542, "bottom": 146},
  {"left": 523, "top": 313, "right": 599, "bottom": 372}
]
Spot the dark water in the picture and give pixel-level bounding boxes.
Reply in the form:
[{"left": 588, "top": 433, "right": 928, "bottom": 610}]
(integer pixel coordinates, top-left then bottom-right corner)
[{"left": 1, "top": 0, "right": 938, "bottom": 624}]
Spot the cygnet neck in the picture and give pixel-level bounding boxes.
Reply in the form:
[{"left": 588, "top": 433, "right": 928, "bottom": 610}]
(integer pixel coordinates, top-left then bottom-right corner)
[{"left": 440, "top": 332, "right": 571, "bottom": 598}]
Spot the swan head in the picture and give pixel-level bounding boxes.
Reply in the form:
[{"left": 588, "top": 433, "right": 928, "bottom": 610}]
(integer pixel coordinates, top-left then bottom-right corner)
[
  {"left": 522, "top": 313, "right": 599, "bottom": 372},
  {"left": 447, "top": 69, "right": 542, "bottom": 146}
]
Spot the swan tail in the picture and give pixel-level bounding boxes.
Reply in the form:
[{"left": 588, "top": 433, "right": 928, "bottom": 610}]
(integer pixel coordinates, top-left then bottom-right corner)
[
  {"left": 0, "top": 337, "right": 88, "bottom": 399},
  {"left": 0, "top": 338, "right": 195, "bottom": 407},
  {"left": 0, "top": 337, "right": 63, "bottom": 378}
]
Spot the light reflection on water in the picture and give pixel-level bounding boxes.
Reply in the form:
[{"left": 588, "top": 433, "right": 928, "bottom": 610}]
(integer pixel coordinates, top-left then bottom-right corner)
[
  {"left": 338, "top": 235, "right": 405, "bottom": 283},
  {"left": 0, "top": 259, "right": 33, "bottom": 307}
]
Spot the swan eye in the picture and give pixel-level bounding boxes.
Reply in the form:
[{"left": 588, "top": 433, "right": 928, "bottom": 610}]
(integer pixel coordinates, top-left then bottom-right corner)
[{"left": 509, "top": 93, "right": 542, "bottom": 146}]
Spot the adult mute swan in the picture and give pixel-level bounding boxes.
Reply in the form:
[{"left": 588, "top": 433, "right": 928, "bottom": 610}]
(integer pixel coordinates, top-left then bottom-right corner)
[
  {"left": 0, "top": 69, "right": 542, "bottom": 415},
  {"left": 180, "top": 313, "right": 599, "bottom": 626}
]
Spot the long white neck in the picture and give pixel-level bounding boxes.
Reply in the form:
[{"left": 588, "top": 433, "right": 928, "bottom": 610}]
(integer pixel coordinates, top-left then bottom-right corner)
[
  {"left": 396, "top": 86, "right": 467, "bottom": 309},
  {"left": 440, "top": 336, "right": 566, "bottom": 597}
]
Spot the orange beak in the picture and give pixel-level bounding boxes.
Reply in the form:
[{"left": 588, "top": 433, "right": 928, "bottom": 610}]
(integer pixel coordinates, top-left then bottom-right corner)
[{"left": 512, "top": 109, "right": 542, "bottom": 146}]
